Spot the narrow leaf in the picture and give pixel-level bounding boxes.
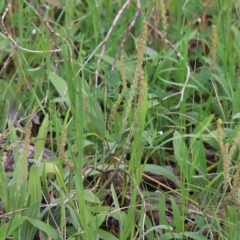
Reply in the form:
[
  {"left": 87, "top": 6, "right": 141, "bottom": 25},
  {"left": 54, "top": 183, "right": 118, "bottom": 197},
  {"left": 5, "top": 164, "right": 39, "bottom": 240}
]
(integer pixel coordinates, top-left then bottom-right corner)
[{"left": 34, "top": 114, "right": 49, "bottom": 160}]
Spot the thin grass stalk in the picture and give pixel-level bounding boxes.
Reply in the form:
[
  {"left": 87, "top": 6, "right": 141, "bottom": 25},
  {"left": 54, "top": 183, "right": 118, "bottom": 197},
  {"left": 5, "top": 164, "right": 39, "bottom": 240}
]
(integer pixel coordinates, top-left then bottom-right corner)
[{"left": 108, "top": 55, "right": 127, "bottom": 133}]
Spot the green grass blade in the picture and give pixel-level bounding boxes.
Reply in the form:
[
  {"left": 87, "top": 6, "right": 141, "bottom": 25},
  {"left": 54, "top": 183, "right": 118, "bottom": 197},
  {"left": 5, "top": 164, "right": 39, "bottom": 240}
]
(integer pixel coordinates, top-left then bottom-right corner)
[
  {"left": 28, "top": 165, "right": 42, "bottom": 204},
  {"left": 0, "top": 155, "right": 9, "bottom": 212},
  {"left": 0, "top": 95, "right": 9, "bottom": 132},
  {"left": 170, "top": 196, "right": 183, "bottom": 233},
  {"left": 34, "top": 114, "right": 49, "bottom": 160}
]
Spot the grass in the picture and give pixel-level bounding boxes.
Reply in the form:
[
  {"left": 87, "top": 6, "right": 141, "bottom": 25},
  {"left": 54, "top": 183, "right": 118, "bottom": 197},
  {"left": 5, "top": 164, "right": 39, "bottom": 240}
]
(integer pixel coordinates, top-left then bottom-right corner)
[{"left": 1, "top": 0, "right": 240, "bottom": 239}]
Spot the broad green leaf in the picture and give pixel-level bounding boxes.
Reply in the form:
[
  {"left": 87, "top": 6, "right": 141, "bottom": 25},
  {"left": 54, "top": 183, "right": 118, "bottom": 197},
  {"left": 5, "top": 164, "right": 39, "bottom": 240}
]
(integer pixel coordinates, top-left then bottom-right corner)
[
  {"left": 158, "top": 192, "right": 169, "bottom": 226},
  {"left": 21, "top": 201, "right": 41, "bottom": 240},
  {"left": 96, "top": 229, "right": 119, "bottom": 240},
  {"left": 48, "top": 72, "right": 69, "bottom": 98},
  {"left": 26, "top": 217, "right": 60, "bottom": 239},
  {"left": 66, "top": 204, "right": 81, "bottom": 230},
  {"left": 8, "top": 150, "right": 28, "bottom": 211},
  {"left": 144, "top": 164, "right": 179, "bottom": 186},
  {"left": 87, "top": 106, "right": 105, "bottom": 137},
  {"left": 173, "top": 131, "right": 190, "bottom": 182},
  {"left": 190, "top": 139, "right": 208, "bottom": 179},
  {"left": 0, "top": 217, "right": 26, "bottom": 239},
  {"left": 212, "top": 73, "right": 231, "bottom": 98},
  {"left": 83, "top": 189, "right": 100, "bottom": 203},
  {"left": 234, "top": 221, "right": 240, "bottom": 240},
  {"left": 28, "top": 165, "right": 42, "bottom": 204},
  {"left": 170, "top": 197, "right": 182, "bottom": 233},
  {"left": 232, "top": 112, "right": 240, "bottom": 119},
  {"left": 192, "top": 114, "right": 214, "bottom": 137},
  {"left": 95, "top": 211, "right": 109, "bottom": 229}
]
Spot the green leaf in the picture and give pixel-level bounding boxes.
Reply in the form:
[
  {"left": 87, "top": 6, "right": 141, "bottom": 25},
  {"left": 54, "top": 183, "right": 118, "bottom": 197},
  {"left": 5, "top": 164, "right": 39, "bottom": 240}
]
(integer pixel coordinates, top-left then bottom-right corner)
[
  {"left": 110, "top": 184, "right": 123, "bottom": 230},
  {"left": 111, "top": 184, "right": 120, "bottom": 209},
  {"left": 86, "top": 103, "right": 105, "bottom": 137},
  {"left": 0, "top": 217, "right": 26, "bottom": 239},
  {"left": 181, "top": 232, "right": 207, "bottom": 240},
  {"left": 0, "top": 94, "right": 9, "bottom": 132},
  {"left": 190, "top": 139, "right": 208, "bottom": 179},
  {"left": 0, "top": 154, "right": 8, "bottom": 212},
  {"left": 28, "top": 165, "right": 42, "bottom": 204},
  {"left": 232, "top": 112, "right": 240, "bottom": 119},
  {"left": 139, "top": 225, "right": 174, "bottom": 239},
  {"left": 95, "top": 211, "right": 109, "bottom": 229},
  {"left": 66, "top": 204, "right": 81, "bottom": 230},
  {"left": 96, "top": 229, "right": 119, "bottom": 240},
  {"left": 144, "top": 164, "right": 179, "bottom": 186},
  {"left": 48, "top": 72, "right": 69, "bottom": 99},
  {"left": 8, "top": 150, "right": 28, "bottom": 211},
  {"left": 160, "top": 232, "right": 183, "bottom": 240},
  {"left": 173, "top": 130, "right": 190, "bottom": 182},
  {"left": 34, "top": 114, "right": 49, "bottom": 160},
  {"left": 234, "top": 221, "right": 240, "bottom": 240},
  {"left": 192, "top": 114, "right": 214, "bottom": 136},
  {"left": 83, "top": 189, "right": 100, "bottom": 203},
  {"left": 158, "top": 192, "right": 169, "bottom": 226},
  {"left": 170, "top": 196, "right": 182, "bottom": 232},
  {"left": 21, "top": 201, "right": 41, "bottom": 240},
  {"left": 26, "top": 217, "right": 60, "bottom": 239}
]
